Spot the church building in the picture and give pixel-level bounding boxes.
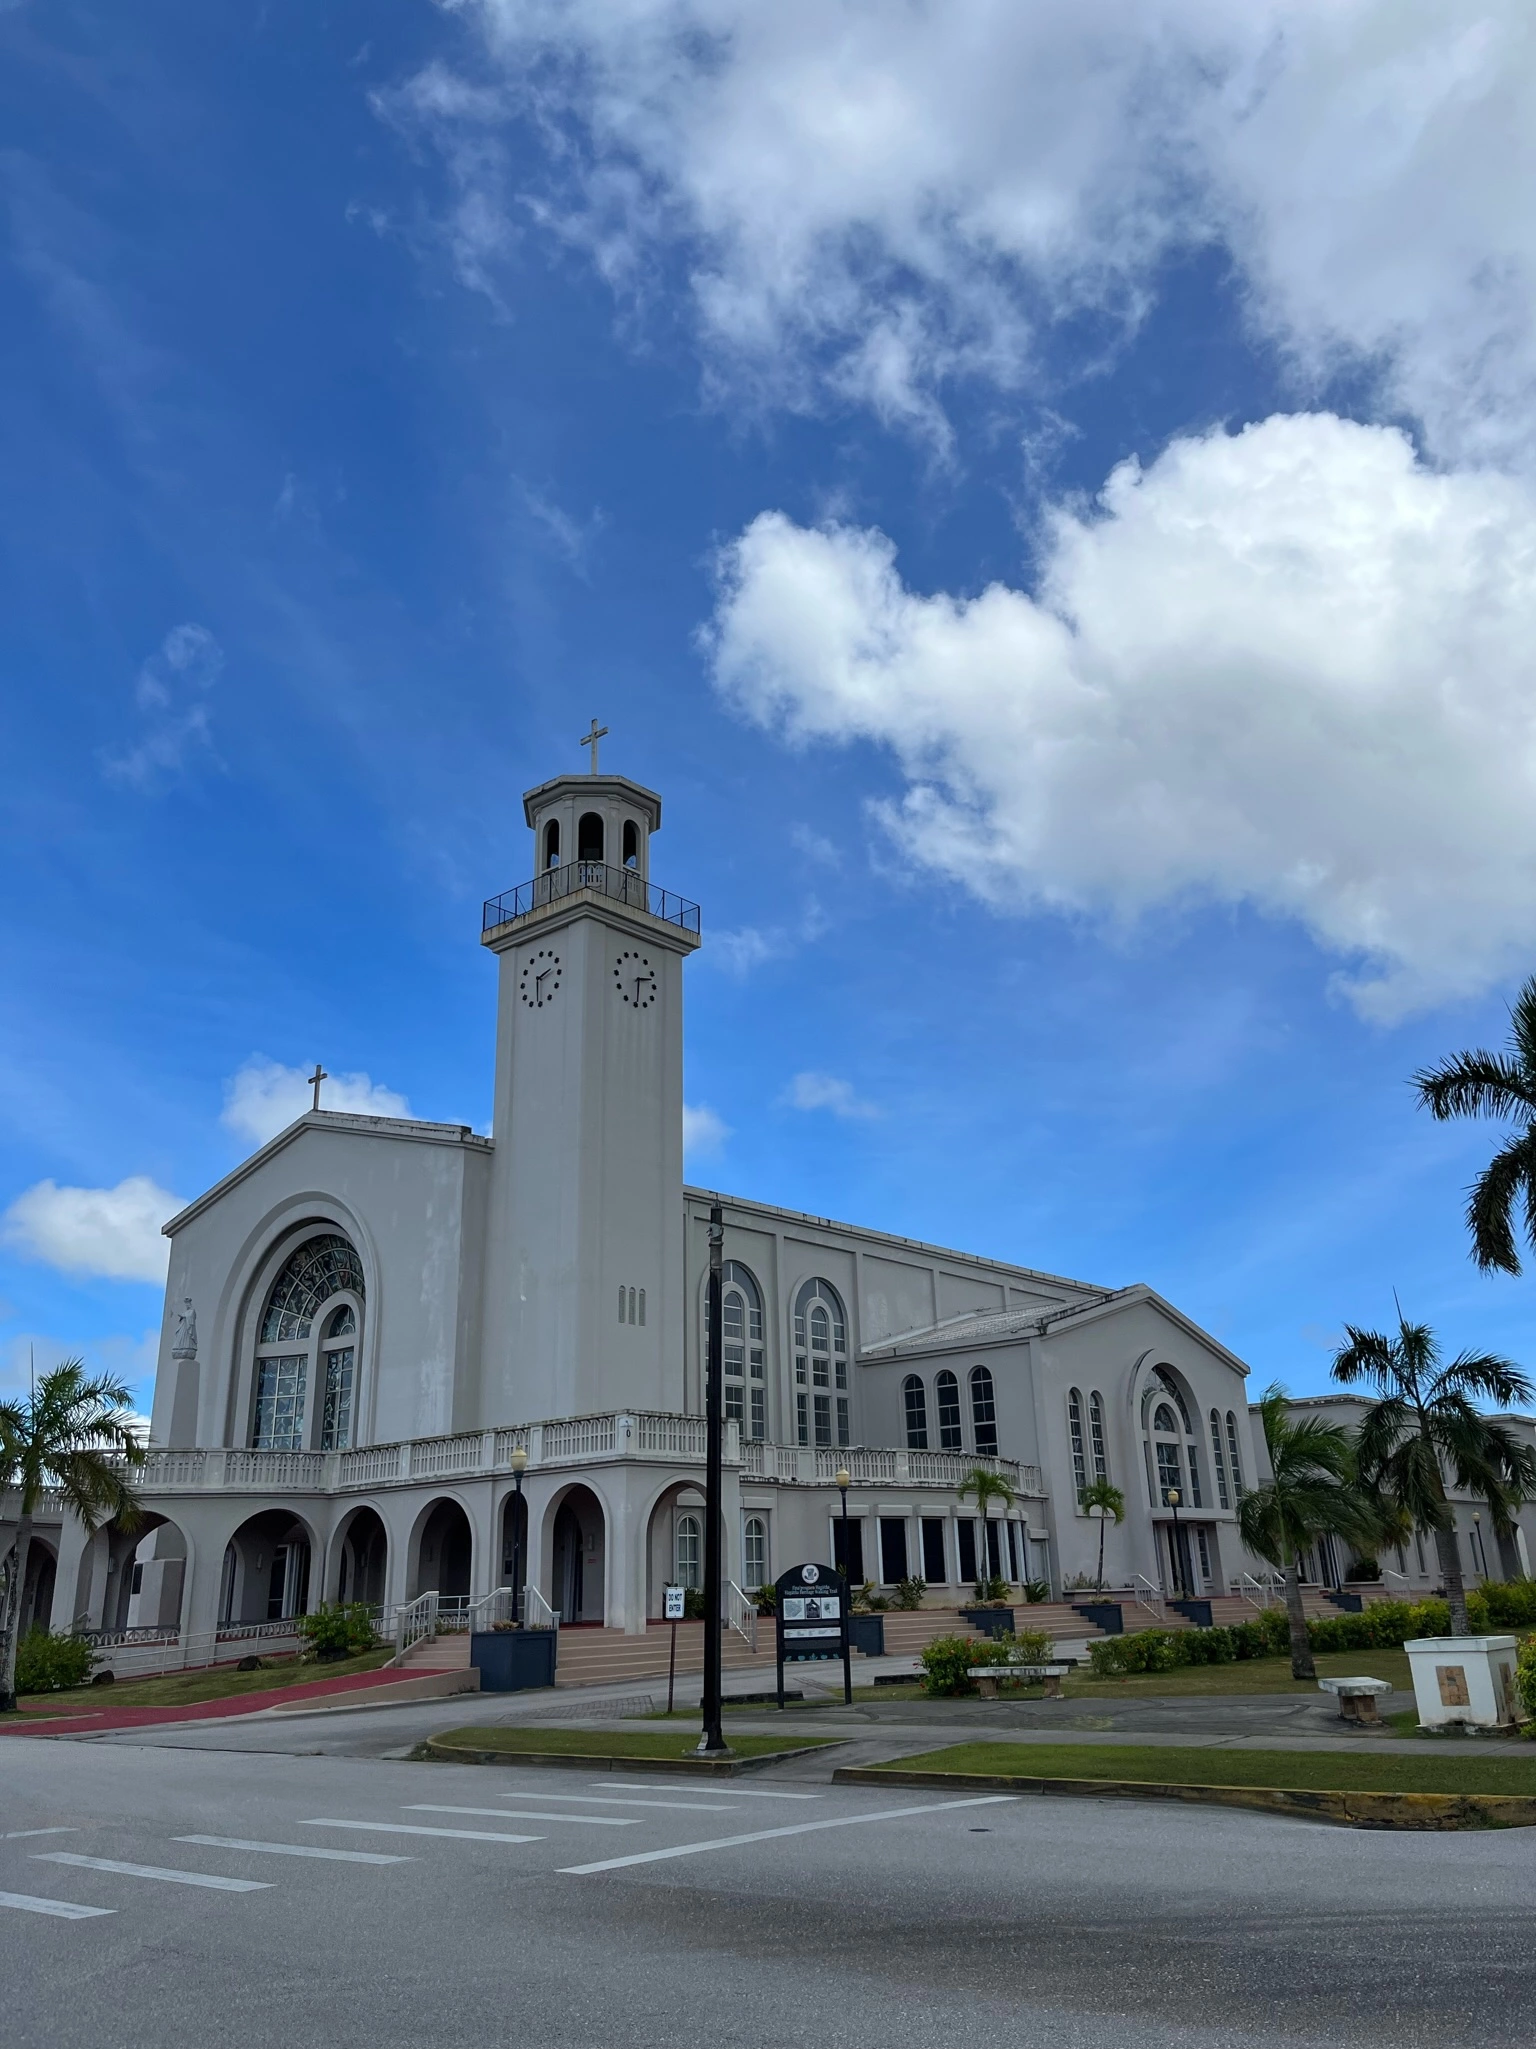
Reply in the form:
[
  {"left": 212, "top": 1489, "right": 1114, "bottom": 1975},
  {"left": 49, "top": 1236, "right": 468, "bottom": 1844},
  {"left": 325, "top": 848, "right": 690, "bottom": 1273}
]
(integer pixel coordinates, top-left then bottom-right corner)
[{"left": 37, "top": 748, "right": 1313, "bottom": 1646}]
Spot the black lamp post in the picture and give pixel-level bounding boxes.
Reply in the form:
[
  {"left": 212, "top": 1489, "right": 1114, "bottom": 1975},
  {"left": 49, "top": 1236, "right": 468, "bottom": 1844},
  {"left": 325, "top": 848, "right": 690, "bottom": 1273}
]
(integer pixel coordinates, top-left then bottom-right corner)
[
  {"left": 698, "top": 1201, "right": 728, "bottom": 1755},
  {"left": 509, "top": 1446, "right": 527, "bottom": 1624},
  {"left": 836, "top": 1465, "right": 853, "bottom": 1706},
  {"left": 1166, "top": 1487, "right": 1185, "bottom": 1599}
]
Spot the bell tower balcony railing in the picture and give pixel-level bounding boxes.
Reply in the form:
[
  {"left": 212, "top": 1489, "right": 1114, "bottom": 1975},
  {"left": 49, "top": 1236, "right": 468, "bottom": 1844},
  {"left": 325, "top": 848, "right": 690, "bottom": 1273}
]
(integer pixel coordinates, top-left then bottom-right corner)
[{"left": 482, "top": 861, "right": 700, "bottom": 941}]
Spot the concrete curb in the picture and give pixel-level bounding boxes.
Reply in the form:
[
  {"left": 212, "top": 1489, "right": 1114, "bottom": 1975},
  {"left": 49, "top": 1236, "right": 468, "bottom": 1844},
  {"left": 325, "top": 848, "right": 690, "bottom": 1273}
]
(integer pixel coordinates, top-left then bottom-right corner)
[
  {"left": 832, "top": 1765, "right": 1536, "bottom": 1830},
  {"left": 423, "top": 1737, "right": 845, "bottom": 1776}
]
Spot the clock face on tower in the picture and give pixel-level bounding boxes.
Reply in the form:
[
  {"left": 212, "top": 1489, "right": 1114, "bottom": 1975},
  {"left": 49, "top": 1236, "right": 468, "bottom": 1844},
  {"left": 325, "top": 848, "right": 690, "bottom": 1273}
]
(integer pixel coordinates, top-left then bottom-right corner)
[
  {"left": 519, "top": 949, "right": 563, "bottom": 1008},
  {"left": 613, "top": 949, "right": 657, "bottom": 1009}
]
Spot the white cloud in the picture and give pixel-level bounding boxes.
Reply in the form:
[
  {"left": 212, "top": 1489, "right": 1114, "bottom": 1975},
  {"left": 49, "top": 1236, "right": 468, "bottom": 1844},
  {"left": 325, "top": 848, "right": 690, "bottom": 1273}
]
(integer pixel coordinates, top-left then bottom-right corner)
[
  {"left": 782, "top": 1071, "right": 881, "bottom": 1120},
  {"left": 102, "top": 622, "right": 224, "bottom": 789},
  {"left": 710, "top": 926, "right": 778, "bottom": 976},
  {"left": 1, "top": 1177, "right": 181, "bottom": 1283},
  {"left": 222, "top": 1057, "right": 412, "bottom": 1148},
  {"left": 709, "top": 412, "right": 1536, "bottom": 1021},
  {"left": 683, "top": 1102, "right": 730, "bottom": 1159},
  {"left": 414, "top": 2, "right": 1536, "bottom": 466}
]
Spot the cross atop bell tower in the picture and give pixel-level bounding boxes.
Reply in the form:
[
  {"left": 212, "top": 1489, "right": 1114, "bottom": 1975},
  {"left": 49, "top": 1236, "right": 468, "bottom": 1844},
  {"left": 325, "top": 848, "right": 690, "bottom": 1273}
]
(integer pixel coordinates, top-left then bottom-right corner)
[{"left": 579, "top": 717, "right": 609, "bottom": 773}]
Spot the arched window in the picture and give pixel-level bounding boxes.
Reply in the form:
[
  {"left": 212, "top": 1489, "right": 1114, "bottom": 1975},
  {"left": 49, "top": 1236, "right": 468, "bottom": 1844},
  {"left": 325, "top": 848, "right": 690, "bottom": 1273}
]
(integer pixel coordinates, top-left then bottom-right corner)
[
  {"left": 1209, "top": 1410, "right": 1231, "bottom": 1510},
  {"left": 903, "top": 1375, "right": 928, "bottom": 1450},
  {"left": 1088, "top": 1392, "right": 1109, "bottom": 1483},
  {"left": 969, "top": 1365, "right": 998, "bottom": 1455},
  {"left": 577, "top": 811, "right": 604, "bottom": 863},
  {"left": 252, "top": 1233, "right": 365, "bottom": 1451},
  {"left": 705, "top": 1263, "right": 767, "bottom": 1440},
  {"left": 935, "top": 1369, "right": 962, "bottom": 1450},
  {"left": 1143, "top": 1369, "right": 1203, "bottom": 1509},
  {"left": 543, "top": 818, "right": 560, "bottom": 869},
  {"left": 622, "top": 819, "right": 639, "bottom": 869},
  {"left": 794, "top": 1280, "right": 849, "bottom": 1449},
  {"left": 1225, "top": 1413, "right": 1245, "bottom": 1499},
  {"left": 743, "top": 1514, "right": 768, "bottom": 1588},
  {"left": 675, "top": 1513, "right": 702, "bottom": 1591},
  {"left": 1067, "top": 1389, "right": 1087, "bottom": 1500}
]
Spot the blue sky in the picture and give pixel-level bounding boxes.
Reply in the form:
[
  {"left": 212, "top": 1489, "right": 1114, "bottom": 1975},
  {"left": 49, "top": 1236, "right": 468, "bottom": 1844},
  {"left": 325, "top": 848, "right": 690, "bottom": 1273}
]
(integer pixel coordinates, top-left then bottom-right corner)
[{"left": 4, "top": 2, "right": 1536, "bottom": 1417}]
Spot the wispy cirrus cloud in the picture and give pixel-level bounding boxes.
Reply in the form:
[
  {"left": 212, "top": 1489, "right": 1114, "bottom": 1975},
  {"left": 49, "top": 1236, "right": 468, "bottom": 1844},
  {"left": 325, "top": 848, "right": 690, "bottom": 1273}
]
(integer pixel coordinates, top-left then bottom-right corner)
[
  {"left": 102, "top": 622, "right": 224, "bottom": 790},
  {"left": 782, "top": 1070, "right": 881, "bottom": 1120}
]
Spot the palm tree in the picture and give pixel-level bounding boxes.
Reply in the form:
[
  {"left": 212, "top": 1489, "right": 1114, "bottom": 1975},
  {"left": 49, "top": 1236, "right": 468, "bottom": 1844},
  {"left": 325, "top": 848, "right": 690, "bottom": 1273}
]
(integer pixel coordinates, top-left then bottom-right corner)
[
  {"left": 957, "top": 1466, "right": 1015, "bottom": 1590},
  {"left": 1238, "top": 1384, "right": 1385, "bottom": 1680},
  {"left": 1332, "top": 1316, "right": 1536, "bottom": 1635},
  {"left": 1080, "top": 1477, "right": 1125, "bottom": 1594},
  {"left": 1413, "top": 974, "right": 1536, "bottom": 1272},
  {"left": 0, "top": 1361, "right": 145, "bottom": 1712}
]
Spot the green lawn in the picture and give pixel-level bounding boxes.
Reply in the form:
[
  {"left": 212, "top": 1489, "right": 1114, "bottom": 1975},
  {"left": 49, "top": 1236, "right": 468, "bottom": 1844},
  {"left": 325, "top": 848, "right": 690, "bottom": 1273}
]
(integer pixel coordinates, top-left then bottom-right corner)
[
  {"left": 9, "top": 1646, "right": 393, "bottom": 1717},
  {"left": 430, "top": 1725, "right": 839, "bottom": 1760},
  {"left": 848, "top": 1649, "right": 1415, "bottom": 1705},
  {"left": 872, "top": 1741, "right": 1536, "bottom": 1797}
]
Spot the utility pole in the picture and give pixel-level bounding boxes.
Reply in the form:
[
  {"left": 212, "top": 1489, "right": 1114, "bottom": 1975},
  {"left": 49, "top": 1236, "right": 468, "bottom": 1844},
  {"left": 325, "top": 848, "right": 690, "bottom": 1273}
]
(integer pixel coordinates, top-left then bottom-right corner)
[{"left": 698, "top": 1201, "right": 728, "bottom": 1754}]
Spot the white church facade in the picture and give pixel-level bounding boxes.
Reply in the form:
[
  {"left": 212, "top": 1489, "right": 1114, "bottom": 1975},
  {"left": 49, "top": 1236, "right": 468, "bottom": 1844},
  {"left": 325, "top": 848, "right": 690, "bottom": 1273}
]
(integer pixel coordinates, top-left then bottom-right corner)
[{"left": 30, "top": 750, "right": 1492, "bottom": 1650}]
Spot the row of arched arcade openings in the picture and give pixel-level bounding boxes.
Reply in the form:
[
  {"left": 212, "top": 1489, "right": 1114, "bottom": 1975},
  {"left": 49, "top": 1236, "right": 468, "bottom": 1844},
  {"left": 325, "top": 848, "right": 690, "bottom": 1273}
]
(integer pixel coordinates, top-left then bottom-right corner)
[{"left": 54, "top": 1479, "right": 740, "bottom": 1637}]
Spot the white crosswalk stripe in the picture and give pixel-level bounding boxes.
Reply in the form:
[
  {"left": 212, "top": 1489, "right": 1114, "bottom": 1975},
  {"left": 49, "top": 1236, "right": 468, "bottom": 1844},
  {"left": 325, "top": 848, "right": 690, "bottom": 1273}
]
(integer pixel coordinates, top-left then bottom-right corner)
[
  {"left": 301, "top": 1819, "right": 542, "bottom": 1844},
  {"left": 2, "top": 1828, "right": 79, "bottom": 1841},
  {"left": 36, "top": 1853, "right": 270, "bottom": 1893},
  {"left": 492, "top": 1792, "right": 739, "bottom": 1813},
  {"left": 404, "top": 1804, "right": 639, "bottom": 1828},
  {"left": 594, "top": 1781, "right": 823, "bottom": 1801},
  {"left": 560, "top": 1795, "right": 1019, "bottom": 1876},
  {"left": 0, "top": 1889, "right": 113, "bottom": 1920},
  {"left": 175, "top": 1836, "right": 412, "bottom": 1865}
]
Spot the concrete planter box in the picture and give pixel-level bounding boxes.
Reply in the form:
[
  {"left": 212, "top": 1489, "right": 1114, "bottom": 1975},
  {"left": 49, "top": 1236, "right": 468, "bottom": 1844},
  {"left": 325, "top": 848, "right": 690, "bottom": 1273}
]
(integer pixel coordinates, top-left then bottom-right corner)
[
  {"left": 1404, "top": 1635, "right": 1521, "bottom": 1730},
  {"left": 1324, "top": 1590, "right": 1364, "bottom": 1613},
  {"left": 1169, "top": 1598, "right": 1213, "bottom": 1628},
  {"left": 960, "top": 1607, "right": 1015, "bottom": 1638},
  {"left": 847, "top": 1614, "right": 885, "bottom": 1657},
  {"left": 1071, "top": 1601, "right": 1124, "bottom": 1636},
  {"left": 470, "top": 1628, "right": 557, "bottom": 1692}
]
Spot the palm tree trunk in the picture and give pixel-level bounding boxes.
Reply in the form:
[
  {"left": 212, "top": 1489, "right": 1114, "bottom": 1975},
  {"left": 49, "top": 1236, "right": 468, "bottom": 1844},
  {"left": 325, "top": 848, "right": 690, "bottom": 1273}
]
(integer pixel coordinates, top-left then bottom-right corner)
[
  {"left": 0, "top": 1518, "right": 34, "bottom": 1713},
  {"left": 1283, "top": 1561, "right": 1315, "bottom": 1680},
  {"left": 1096, "top": 1519, "right": 1106, "bottom": 1595},
  {"left": 1433, "top": 1520, "right": 1472, "bottom": 1635}
]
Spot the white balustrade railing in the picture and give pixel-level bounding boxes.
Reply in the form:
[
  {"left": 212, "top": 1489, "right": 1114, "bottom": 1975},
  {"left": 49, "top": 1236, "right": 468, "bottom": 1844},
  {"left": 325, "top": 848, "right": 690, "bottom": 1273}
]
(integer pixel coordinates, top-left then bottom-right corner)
[
  {"left": 542, "top": 1416, "right": 618, "bottom": 1461},
  {"left": 725, "top": 1581, "right": 757, "bottom": 1651},
  {"left": 634, "top": 1413, "right": 708, "bottom": 1458}
]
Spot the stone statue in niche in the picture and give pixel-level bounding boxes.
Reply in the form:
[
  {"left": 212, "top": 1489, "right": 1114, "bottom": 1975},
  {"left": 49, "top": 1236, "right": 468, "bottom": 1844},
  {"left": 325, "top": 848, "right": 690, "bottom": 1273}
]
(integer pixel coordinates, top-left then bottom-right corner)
[{"left": 170, "top": 1298, "right": 198, "bottom": 1359}]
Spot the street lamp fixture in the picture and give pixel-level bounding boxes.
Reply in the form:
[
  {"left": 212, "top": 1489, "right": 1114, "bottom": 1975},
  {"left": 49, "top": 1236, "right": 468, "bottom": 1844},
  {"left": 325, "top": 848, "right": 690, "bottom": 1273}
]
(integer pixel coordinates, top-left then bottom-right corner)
[
  {"left": 1166, "top": 1486, "right": 1185, "bottom": 1600},
  {"left": 509, "top": 1446, "right": 528, "bottom": 1625}
]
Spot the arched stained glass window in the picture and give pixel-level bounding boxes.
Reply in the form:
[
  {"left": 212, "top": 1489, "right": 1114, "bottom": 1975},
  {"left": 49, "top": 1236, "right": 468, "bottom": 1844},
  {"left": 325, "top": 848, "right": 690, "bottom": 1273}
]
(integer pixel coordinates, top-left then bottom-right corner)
[
  {"left": 260, "top": 1235, "right": 365, "bottom": 1343},
  {"left": 253, "top": 1233, "right": 364, "bottom": 1452},
  {"left": 903, "top": 1375, "right": 928, "bottom": 1451},
  {"left": 969, "top": 1365, "right": 998, "bottom": 1455},
  {"left": 1209, "top": 1410, "right": 1231, "bottom": 1510}
]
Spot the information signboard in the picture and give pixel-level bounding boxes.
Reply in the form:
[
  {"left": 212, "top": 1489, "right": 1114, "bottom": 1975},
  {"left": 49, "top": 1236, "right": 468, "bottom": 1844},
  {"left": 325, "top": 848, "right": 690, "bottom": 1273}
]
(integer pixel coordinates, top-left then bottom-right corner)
[{"left": 774, "top": 1561, "right": 851, "bottom": 1707}]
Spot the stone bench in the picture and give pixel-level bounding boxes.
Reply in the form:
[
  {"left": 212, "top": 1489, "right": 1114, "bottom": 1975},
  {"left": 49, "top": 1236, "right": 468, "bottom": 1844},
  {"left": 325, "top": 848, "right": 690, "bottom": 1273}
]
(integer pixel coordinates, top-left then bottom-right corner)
[
  {"left": 1317, "top": 1676, "right": 1392, "bottom": 1725},
  {"left": 970, "top": 1664, "right": 1070, "bottom": 1700}
]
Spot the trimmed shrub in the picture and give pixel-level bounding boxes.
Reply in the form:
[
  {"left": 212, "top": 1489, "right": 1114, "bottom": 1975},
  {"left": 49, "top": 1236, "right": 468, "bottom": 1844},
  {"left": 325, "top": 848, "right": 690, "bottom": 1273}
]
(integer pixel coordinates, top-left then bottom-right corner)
[
  {"left": 969, "top": 1576, "right": 1010, "bottom": 1605},
  {"left": 990, "top": 1628, "right": 1053, "bottom": 1665},
  {"left": 15, "top": 1627, "right": 96, "bottom": 1695},
  {"left": 1516, "top": 1634, "right": 1536, "bottom": 1727},
  {"left": 892, "top": 1577, "right": 927, "bottom": 1611},
  {"left": 297, "top": 1602, "right": 380, "bottom": 1660},
  {"left": 1477, "top": 1580, "right": 1536, "bottom": 1633}
]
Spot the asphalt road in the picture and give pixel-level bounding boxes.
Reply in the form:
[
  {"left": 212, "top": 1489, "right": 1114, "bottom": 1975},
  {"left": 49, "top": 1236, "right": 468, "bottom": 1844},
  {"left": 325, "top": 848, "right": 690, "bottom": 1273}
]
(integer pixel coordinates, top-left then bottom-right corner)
[{"left": 4, "top": 1732, "right": 1534, "bottom": 2048}]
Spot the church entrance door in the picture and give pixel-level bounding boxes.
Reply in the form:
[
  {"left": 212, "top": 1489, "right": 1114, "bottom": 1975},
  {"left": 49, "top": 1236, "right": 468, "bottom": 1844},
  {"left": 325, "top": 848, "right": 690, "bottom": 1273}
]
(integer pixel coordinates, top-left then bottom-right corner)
[{"left": 551, "top": 1485, "right": 605, "bottom": 1624}]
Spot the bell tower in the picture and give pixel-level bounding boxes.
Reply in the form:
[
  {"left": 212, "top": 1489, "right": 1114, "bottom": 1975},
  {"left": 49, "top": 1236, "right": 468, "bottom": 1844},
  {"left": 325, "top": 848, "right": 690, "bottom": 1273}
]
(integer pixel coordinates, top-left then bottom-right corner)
[{"left": 477, "top": 738, "right": 701, "bottom": 1425}]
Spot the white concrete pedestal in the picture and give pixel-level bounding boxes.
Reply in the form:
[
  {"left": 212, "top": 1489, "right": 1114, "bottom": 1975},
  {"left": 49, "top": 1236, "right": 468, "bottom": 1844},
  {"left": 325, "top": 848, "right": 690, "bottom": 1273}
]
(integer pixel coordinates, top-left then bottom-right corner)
[{"left": 1403, "top": 1635, "right": 1521, "bottom": 1730}]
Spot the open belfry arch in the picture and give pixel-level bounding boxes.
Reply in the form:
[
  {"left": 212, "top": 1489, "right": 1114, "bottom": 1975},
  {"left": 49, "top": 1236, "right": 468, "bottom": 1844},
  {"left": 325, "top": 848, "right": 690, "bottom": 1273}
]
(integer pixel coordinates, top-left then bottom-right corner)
[{"left": 38, "top": 722, "right": 1457, "bottom": 1673}]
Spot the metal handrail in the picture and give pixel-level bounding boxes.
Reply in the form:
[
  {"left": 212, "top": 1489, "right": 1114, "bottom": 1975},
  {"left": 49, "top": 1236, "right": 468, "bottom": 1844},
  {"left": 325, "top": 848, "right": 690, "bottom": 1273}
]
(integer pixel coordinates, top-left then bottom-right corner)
[
  {"left": 483, "top": 861, "right": 701, "bottom": 939},
  {"left": 1130, "top": 1573, "right": 1165, "bottom": 1620},
  {"left": 395, "top": 1590, "right": 438, "bottom": 1658},
  {"left": 523, "top": 1585, "right": 558, "bottom": 1633},
  {"left": 725, "top": 1581, "right": 757, "bottom": 1651}
]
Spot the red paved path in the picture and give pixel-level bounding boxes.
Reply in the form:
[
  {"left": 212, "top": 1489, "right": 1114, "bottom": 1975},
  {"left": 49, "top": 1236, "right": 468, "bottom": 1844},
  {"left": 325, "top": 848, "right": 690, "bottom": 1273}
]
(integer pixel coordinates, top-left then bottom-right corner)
[{"left": 1, "top": 1662, "right": 449, "bottom": 1736}]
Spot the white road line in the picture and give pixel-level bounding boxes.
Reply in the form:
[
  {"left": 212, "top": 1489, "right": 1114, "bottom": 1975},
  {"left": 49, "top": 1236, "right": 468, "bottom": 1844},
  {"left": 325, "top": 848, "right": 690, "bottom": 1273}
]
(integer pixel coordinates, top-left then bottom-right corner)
[
  {"left": 301, "top": 1819, "right": 542, "bottom": 1845},
  {"left": 560, "top": 1795, "right": 1019, "bottom": 1876},
  {"left": 36, "top": 1853, "right": 270, "bottom": 1894},
  {"left": 493, "top": 1792, "right": 739, "bottom": 1813},
  {"left": 1, "top": 1827, "right": 78, "bottom": 1840},
  {"left": 175, "top": 1836, "right": 413, "bottom": 1865},
  {"left": 0, "top": 1890, "right": 113, "bottom": 1920},
  {"left": 405, "top": 1804, "right": 638, "bottom": 1828},
  {"left": 595, "top": 1782, "right": 823, "bottom": 1802}
]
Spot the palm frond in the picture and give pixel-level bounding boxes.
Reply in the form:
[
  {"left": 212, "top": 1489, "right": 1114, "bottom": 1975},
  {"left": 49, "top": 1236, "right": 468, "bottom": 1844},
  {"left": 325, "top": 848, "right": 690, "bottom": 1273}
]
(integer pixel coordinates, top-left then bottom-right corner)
[
  {"left": 1432, "top": 1348, "right": 1534, "bottom": 1410},
  {"left": 1413, "top": 1047, "right": 1536, "bottom": 1124},
  {"left": 1465, "top": 1130, "right": 1536, "bottom": 1275},
  {"left": 1508, "top": 973, "right": 1536, "bottom": 1078}
]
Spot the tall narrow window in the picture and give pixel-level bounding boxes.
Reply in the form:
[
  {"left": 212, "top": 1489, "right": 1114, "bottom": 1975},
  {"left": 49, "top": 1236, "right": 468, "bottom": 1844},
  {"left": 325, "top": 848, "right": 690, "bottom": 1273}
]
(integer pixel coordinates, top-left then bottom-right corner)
[
  {"left": 319, "top": 1304, "right": 356, "bottom": 1452},
  {"left": 618, "top": 1286, "right": 627, "bottom": 1324},
  {"left": 1225, "top": 1413, "right": 1245, "bottom": 1498},
  {"left": 835, "top": 1395, "right": 849, "bottom": 1447},
  {"left": 1088, "top": 1392, "right": 1109, "bottom": 1482},
  {"left": 935, "top": 1369, "right": 962, "bottom": 1450},
  {"left": 794, "top": 1280, "right": 848, "bottom": 1413},
  {"left": 577, "top": 811, "right": 604, "bottom": 863},
  {"left": 252, "top": 1232, "right": 364, "bottom": 1451},
  {"left": 796, "top": 1391, "right": 808, "bottom": 1445},
  {"left": 675, "top": 1514, "right": 702, "bottom": 1591},
  {"left": 706, "top": 1263, "right": 767, "bottom": 1441},
  {"left": 903, "top": 1375, "right": 929, "bottom": 1450},
  {"left": 638, "top": 1289, "right": 645, "bottom": 1326},
  {"left": 814, "top": 1392, "right": 832, "bottom": 1446},
  {"left": 969, "top": 1365, "right": 998, "bottom": 1455},
  {"left": 254, "top": 1355, "right": 306, "bottom": 1451},
  {"left": 628, "top": 1286, "right": 637, "bottom": 1324},
  {"left": 1210, "top": 1411, "right": 1231, "bottom": 1510},
  {"left": 743, "top": 1515, "right": 768, "bottom": 1587},
  {"left": 543, "top": 819, "right": 560, "bottom": 868},
  {"left": 1067, "top": 1388, "right": 1087, "bottom": 1500},
  {"left": 622, "top": 819, "right": 639, "bottom": 869}
]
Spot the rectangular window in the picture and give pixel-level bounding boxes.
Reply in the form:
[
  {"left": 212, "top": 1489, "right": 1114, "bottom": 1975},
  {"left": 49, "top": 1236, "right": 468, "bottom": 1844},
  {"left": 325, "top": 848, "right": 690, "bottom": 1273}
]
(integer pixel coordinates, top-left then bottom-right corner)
[
  {"left": 795, "top": 1354, "right": 807, "bottom": 1386},
  {"left": 1156, "top": 1441, "right": 1182, "bottom": 1503},
  {"left": 796, "top": 1391, "right": 809, "bottom": 1446},
  {"left": 1006, "top": 1520, "right": 1019, "bottom": 1580},
  {"left": 833, "top": 1515, "right": 864, "bottom": 1583},
  {"left": 748, "top": 1304, "right": 764, "bottom": 1344},
  {"left": 794, "top": 1314, "right": 806, "bottom": 1349},
  {"left": 832, "top": 1318, "right": 846, "bottom": 1352},
  {"left": 936, "top": 1377, "right": 962, "bottom": 1450},
  {"left": 835, "top": 1356, "right": 847, "bottom": 1390},
  {"left": 320, "top": 1347, "right": 354, "bottom": 1451},
  {"left": 254, "top": 1355, "right": 306, "bottom": 1450},
  {"left": 970, "top": 1370, "right": 998, "bottom": 1455},
  {"left": 1068, "top": 1390, "right": 1087, "bottom": 1499},
  {"left": 812, "top": 1353, "right": 830, "bottom": 1389},
  {"left": 750, "top": 1386, "right": 766, "bottom": 1439},
  {"left": 985, "top": 1519, "right": 1002, "bottom": 1578},
  {"left": 1195, "top": 1525, "right": 1213, "bottom": 1588},
  {"left": 749, "top": 1347, "right": 765, "bottom": 1380},
  {"left": 956, "top": 1518, "right": 978, "bottom": 1583},
  {"left": 921, "top": 1518, "right": 948, "bottom": 1583},
  {"left": 1187, "top": 1445, "right": 1203, "bottom": 1509},
  {"left": 743, "top": 1518, "right": 767, "bottom": 1586},
  {"left": 1088, "top": 1393, "right": 1108, "bottom": 1482},
  {"left": 835, "top": 1396, "right": 849, "bottom": 1446},
  {"left": 879, "top": 1517, "right": 909, "bottom": 1584},
  {"left": 724, "top": 1383, "right": 744, "bottom": 1424},
  {"left": 813, "top": 1393, "right": 832, "bottom": 1446},
  {"left": 904, "top": 1379, "right": 928, "bottom": 1450}
]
